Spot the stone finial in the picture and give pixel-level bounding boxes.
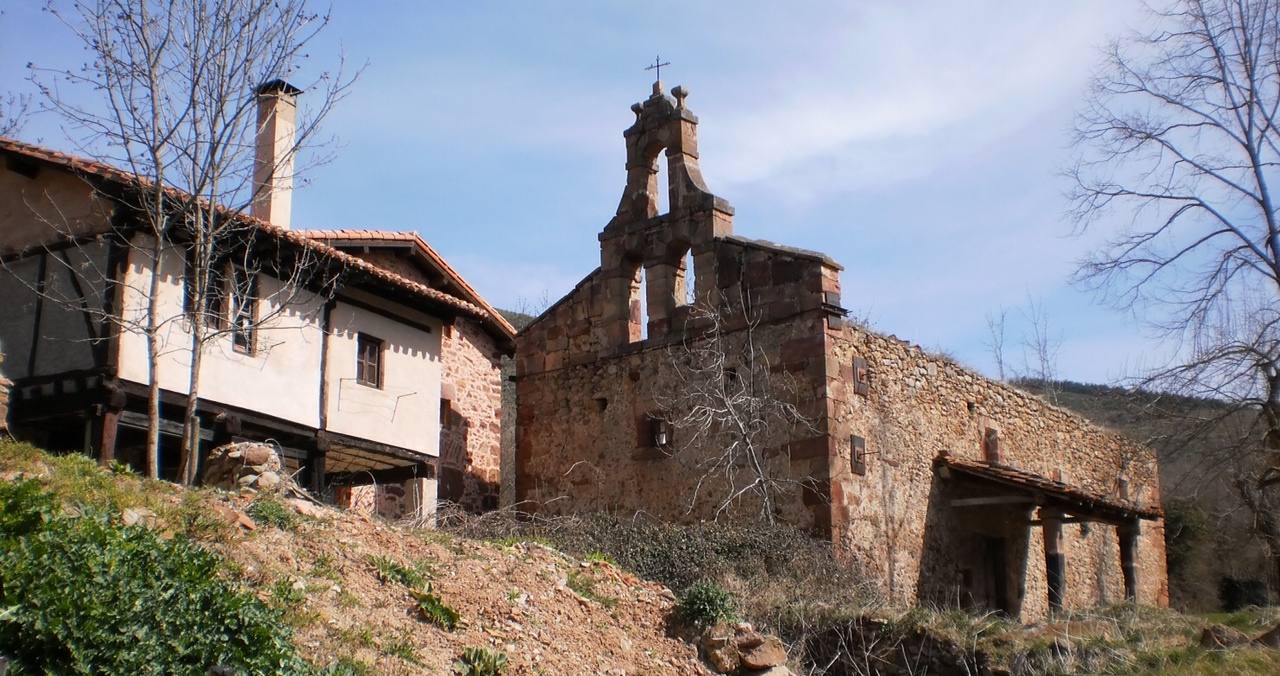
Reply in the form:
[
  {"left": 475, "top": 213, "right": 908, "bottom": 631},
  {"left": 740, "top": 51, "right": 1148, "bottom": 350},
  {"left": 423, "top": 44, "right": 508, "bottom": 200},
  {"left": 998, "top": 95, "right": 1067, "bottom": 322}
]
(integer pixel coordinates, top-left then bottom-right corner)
[
  {"left": 631, "top": 102, "right": 643, "bottom": 120},
  {"left": 672, "top": 85, "right": 688, "bottom": 109}
]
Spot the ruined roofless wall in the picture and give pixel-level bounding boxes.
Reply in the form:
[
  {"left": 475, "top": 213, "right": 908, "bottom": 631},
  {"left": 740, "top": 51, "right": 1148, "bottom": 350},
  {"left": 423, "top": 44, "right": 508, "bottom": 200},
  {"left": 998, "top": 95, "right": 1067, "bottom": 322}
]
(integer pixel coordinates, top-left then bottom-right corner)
[{"left": 824, "top": 325, "right": 1167, "bottom": 619}]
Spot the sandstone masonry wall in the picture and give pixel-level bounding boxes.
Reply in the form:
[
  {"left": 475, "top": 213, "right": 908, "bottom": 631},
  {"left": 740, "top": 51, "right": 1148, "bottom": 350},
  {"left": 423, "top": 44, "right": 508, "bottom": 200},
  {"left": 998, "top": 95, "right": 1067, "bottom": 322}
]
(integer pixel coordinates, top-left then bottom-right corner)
[
  {"left": 825, "top": 325, "right": 1167, "bottom": 619},
  {"left": 513, "top": 83, "right": 1167, "bottom": 622},
  {"left": 516, "top": 236, "right": 841, "bottom": 529},
  {"left": 440, "top": 316, "right": 504, "bottom": 511}
]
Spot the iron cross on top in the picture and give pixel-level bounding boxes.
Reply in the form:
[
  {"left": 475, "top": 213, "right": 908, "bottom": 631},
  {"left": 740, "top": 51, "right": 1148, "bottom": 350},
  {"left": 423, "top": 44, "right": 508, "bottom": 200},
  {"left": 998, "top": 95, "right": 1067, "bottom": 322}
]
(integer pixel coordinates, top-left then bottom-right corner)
[{"left": 645, "top": 55, "right": 671, "bottom": 82}]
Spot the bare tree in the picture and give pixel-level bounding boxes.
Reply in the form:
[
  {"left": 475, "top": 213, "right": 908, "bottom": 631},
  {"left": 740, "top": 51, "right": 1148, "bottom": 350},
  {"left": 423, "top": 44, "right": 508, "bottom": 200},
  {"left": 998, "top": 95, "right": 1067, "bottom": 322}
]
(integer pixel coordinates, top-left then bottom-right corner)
[
  {"left": 660, "top": 290, "right": 816, "bottom": 525},
  {"left": 984, "top": 308, "right": 1009, "bottom": 382},
  {"left": 1068, "top": 0, "right": 1280, "bottom": 583},
  {"left": 26, "top": 0, "right": 353, "bottom": 480},
  {"left": 1019, "top": 296, "right": 1062, "bottom": 404},
  {"left": 0, "top": 93, "right": 29, "bottom": 137}
]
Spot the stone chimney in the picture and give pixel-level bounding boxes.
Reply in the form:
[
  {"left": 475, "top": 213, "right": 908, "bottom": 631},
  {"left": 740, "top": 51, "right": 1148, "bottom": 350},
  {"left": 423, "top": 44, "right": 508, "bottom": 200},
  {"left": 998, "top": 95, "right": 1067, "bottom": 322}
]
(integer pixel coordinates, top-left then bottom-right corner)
[{"left": 251, "top": 79, "right": 302, "bottom": 229}]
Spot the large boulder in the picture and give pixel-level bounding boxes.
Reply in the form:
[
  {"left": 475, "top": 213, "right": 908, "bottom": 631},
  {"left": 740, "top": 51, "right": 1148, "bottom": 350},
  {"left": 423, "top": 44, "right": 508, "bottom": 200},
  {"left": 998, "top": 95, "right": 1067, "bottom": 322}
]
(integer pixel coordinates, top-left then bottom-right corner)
[
  {"left": 1199, "top": 624, "right": 1250, "bottom": 650},
  {"left": 202, "top": 442, "right": 285, "bottom": 493},
  {"left": 699, "top": 622, "right": 790, "bottom": 674},
  {"left": 1253, "top": 623, "right": 1280, "bottom": 648}
]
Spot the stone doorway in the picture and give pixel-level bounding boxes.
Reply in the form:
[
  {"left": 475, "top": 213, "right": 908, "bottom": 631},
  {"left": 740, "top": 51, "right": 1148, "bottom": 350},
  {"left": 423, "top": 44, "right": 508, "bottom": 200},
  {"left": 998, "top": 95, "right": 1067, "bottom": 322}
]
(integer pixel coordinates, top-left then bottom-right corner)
[{"left": 978, "top": 536, "right": 1012, "bottom": 614}]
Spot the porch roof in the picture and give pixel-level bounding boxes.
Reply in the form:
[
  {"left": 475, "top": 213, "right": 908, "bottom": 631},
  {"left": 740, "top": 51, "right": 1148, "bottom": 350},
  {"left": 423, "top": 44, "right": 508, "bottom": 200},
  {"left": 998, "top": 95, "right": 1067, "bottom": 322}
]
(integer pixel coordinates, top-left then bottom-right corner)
[{"left": 934, "top": 452, "right": 1163, "bottom": 522}]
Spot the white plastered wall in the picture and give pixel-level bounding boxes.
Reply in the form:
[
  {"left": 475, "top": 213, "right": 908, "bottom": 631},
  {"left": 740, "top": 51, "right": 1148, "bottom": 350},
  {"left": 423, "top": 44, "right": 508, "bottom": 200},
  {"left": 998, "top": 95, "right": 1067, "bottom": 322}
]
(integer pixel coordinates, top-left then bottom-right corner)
[
  {"left": 115, "top": 237, "right": 324, "bottom": 427},
  {"left": 324, "top": 298, "right": 442, "bottom": 455}
]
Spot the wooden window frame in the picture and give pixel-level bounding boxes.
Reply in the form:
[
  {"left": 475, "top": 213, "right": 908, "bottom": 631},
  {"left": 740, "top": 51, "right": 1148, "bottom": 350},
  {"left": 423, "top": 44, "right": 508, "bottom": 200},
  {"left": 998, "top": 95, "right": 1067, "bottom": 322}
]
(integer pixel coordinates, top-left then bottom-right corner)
[
  {"left": 853, "top": 356, "right": 870, "bottom": 396},
  {"left": 229, "top": 267, "right": 258, "bottom": 355},
  {"left": 356, "top": 333, "right": 384, "bottom": 389}
]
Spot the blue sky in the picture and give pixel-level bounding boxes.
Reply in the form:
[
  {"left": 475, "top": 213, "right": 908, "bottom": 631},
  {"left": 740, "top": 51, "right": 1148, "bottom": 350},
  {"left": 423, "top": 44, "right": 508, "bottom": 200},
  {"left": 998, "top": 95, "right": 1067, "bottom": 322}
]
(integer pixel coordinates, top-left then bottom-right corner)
[{"left": 1, "top": 1, "right": 1161, "bottom": 384}]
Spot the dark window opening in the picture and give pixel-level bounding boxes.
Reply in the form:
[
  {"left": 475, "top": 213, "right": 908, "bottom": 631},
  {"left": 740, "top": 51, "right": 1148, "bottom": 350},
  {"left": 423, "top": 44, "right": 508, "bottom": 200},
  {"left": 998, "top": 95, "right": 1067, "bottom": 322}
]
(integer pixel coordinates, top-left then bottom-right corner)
[
  {"left": 851, "top": 435, "right": 867, "bottom": 475},
  {"left": 5, "top": 155, "right": 39, "bottom": 179},
  {"left": 595, "top": 397, "right": 609, "bottom": 412},
  {"left": 183, "top": 263, "right": 228, "bottom": 329},
  {"left": 230, "top": 267, "right": 257, "bottom": 354},
  {"left": 356, "top": 333, "right": 384, "bottom": 388},
  {"left": 639, "top": 413, "right": 672, "bottom": 450}
]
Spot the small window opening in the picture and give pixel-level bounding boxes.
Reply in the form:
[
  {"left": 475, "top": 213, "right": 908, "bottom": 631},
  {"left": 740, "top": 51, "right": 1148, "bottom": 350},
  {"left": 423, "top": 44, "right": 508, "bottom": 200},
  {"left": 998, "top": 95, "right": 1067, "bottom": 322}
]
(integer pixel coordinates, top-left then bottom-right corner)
[
  {"left": 595, "top": 397, "right": 609, "bottom": 412},
  {"left": 966, "top": 401, "right": 977, "bottom": 415},
  {"left": 229, "top": 267, "right": 257, "bottom": 354},
  {"left": 851, "top": 435, "right": 867, "bottom": 475},
  {"left": 655, "top": 152, "right": 669, "bottom": 215},
  {"left": 652, "top": 417, "right": 672, "bottom": 449},
  {"left": 183, "top": 262, "right": 227, "bottom": 329},
  {"left": 629, "top": 263, "right": 649, "bottom": 342},
  {"left": 639, "top": 413, "right": 672, "bottom": 450},
  {"left": 677, "top": 249, "right": 697, "bottom": 307},
  {"left": 356, "top": 333, "right": 384, "bottom": 388}
]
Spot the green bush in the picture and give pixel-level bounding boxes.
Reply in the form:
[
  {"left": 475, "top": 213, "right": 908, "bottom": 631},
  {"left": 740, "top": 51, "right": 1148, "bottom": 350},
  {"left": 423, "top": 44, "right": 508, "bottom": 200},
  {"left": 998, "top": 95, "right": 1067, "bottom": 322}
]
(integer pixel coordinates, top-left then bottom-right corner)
[
  {"left": 246, "top": 494, "right": 298, "bottom": 531},
  {"left": 453, "top": 646, "right": 508, "bottom": 675},
  {"left": 677, "top": 580, "right": 738, "bottom": 627},
  {"left": 0, "top": 479, "right": 308, "bottom": 674}
]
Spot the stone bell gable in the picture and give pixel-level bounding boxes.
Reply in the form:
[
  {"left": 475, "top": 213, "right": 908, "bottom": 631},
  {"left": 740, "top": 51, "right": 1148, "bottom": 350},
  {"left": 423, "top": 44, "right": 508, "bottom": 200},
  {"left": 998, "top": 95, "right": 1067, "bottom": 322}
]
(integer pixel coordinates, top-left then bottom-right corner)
[{"left": 514, "top": 82, "right": 1168, "bottom": 621}]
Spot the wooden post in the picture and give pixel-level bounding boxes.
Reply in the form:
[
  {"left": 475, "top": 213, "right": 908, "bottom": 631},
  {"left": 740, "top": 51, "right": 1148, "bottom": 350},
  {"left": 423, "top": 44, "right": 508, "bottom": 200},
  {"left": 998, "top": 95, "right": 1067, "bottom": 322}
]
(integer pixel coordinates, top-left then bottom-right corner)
[
  {"left": 309, "top": 449, "right": 327, "bottom": 497},
  {"left": 1042, "top": 507, "right": 1066, "bottom": 612},
  {"left": 98, "top": 407, "right": 121, "bottom": 467},
  {"left": 1119, "top": 520, "right": 1140, "bottom": 602}
]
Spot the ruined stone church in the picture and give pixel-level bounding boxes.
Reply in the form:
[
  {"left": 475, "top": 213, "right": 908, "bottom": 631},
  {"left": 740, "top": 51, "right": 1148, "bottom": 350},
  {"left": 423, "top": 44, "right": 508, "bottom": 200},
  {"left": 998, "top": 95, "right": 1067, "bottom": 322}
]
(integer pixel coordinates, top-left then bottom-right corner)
[{"left": 513, "top": 82, "right": 1168, "bottom": 620}]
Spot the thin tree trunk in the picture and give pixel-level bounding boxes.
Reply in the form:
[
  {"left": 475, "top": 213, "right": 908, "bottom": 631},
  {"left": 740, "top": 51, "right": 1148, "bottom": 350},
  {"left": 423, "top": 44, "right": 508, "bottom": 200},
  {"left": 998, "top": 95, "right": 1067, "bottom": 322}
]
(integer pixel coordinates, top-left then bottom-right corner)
[
  {"left": 179, "top": 321, "right": 205, "bottom": 486},
  {"left": 144, "top": 235, "right": 163, "bottom": 479}
]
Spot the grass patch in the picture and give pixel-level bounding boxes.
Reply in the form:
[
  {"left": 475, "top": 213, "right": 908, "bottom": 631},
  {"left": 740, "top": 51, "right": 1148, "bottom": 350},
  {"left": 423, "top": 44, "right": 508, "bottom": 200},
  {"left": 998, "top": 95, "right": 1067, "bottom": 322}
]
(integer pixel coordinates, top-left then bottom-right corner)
[
  {"left": 412, "top": 584, "right": 461, "bottom": 631},
  {"left": 381, "top": 633, "right": 422, "bottom": 665},
  {"left": 585, "top": 550, "right": 616, "bottom": 565},
  {"left": 368, "top": 554, "right": 430, "bottom": 588},
  {"left": 246, "top": 494, "right": 298, "bottom": 530},
  {"left": 453, "top": 646, "right": 508, "bottom": 675},
  {"left": 567, "top": 570, "right": 617, "bottom": 609}
]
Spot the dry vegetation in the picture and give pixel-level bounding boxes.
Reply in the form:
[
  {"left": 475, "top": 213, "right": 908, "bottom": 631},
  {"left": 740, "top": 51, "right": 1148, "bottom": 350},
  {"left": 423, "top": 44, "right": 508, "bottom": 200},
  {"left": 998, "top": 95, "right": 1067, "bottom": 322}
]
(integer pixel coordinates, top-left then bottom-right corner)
[{"left": 4, "top": 439, "right": 1280, "bottom": 674}]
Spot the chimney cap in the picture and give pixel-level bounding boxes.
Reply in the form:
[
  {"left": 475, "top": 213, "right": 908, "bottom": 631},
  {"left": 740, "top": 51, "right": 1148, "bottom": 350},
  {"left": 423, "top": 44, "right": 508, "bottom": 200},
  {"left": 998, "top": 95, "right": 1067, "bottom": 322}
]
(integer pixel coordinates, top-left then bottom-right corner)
[{"left": 255, "top": 79, "right": 303, "bottom": 96}]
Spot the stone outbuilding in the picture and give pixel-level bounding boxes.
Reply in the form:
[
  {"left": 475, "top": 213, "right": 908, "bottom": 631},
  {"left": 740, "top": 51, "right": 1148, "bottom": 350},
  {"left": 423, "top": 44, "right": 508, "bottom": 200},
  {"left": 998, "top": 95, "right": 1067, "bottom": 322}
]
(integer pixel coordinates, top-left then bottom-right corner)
[{"left": 514, "top": 82, "right": 1168, "bottom": 620}]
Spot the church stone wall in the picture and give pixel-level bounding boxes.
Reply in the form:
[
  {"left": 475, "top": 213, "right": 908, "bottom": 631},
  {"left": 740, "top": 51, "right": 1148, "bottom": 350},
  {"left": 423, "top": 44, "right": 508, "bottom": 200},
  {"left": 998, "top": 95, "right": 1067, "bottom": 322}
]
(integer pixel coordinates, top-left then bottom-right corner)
[
  {"left": 515, "top": 234, "right": 840, "bottom": 528},
  {"left": 513, "top": 82, "right": 1168, "bottom": 621}
]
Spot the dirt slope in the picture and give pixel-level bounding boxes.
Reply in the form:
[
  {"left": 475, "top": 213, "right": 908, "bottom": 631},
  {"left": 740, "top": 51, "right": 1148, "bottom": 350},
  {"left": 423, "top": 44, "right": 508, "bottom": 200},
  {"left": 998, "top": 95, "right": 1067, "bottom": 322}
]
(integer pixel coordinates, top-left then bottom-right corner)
[
  {"left": 237, "top": 506, "right": 710, "bottom": 674},
  {"left": 0, "top": 443, "right": 709, "bottom": 675}
]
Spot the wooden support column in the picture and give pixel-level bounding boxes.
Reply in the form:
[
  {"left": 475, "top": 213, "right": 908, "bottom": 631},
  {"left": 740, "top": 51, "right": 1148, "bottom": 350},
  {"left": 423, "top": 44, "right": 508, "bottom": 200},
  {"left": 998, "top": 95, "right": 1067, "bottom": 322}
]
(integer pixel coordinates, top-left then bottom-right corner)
[
  {"left": 1119, "top": 519, "right": 1140, "bottom": 602},
  {"left": 309, "top": 449, "right": 327, "bottom": 496},
  {"left": 97, "top": 386, "right": 126, "bottom": 467},
  {"left": 98, "top": 407, "right": 121, "bottom": 467},
  {"left": 1041, "top": 507, "right": 1066, "bottom": 613}
]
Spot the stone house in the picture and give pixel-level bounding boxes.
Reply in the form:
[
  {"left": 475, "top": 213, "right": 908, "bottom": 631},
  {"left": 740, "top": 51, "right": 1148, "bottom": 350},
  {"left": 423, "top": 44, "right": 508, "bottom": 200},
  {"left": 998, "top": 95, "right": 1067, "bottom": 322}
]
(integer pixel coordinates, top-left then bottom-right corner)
[
  {"left": 0, "top": 82, "right": 512, "bottom": 517},
  {"left": 514, "top": 82, "right": 1168, "bottom": 620}
]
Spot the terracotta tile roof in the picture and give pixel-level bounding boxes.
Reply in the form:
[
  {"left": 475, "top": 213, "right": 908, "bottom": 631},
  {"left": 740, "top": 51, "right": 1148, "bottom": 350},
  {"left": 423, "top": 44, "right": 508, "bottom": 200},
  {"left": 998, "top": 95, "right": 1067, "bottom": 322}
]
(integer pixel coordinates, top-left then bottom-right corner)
[
  {"left": 0, "top": 136, "right": 487, "bottom": 319},
  {"left": 935, "top": 452, "right": 1163, "bottom": 521},
  {"left": 302, "top": 229, "right": 516, "bottom": 339}
]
